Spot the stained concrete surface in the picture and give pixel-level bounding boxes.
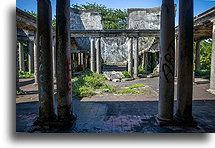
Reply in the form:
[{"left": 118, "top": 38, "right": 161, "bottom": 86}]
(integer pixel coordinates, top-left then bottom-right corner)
[{"left": 16, "top": 77, "right": 215, "bottom": 133}]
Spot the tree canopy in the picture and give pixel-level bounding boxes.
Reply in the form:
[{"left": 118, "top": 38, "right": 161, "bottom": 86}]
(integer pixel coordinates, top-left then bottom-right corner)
[{"left": 72, "top": 2, "right": 128, "bottom": 29}]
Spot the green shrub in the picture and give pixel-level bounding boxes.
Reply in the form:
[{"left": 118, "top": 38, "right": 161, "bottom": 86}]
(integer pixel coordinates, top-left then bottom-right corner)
[
  {"left": 19, "top": 71, "right": 34, "bottom": 78},
  {"left": 122, "top": 71, "right": 132, "bottom": 78},
  {"left": 72, "top": 70, "right": 114, "bottom": 97},
  {"left": 195, "top": 70, "right": 210, "bottom": 79},
  {"left": 138, "top": 66, "right": 147, "bottom": 74},
  {"left": 79, "top": 86, "right": 95, "bottom": 97}
]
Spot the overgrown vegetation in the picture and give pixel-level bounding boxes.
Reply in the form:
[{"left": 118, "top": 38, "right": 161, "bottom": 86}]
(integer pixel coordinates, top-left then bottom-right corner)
[
  {"left": 72, "top": 70, "right": 115, "bottom": 97},
  {"left": 122, "top": 71, "right": 132, "bottom": 78},
  {"left": 194, "top": 39, "right": 212, "bottom": 79},
  {"left": 72, "top": 2, "right": 128, "bottom": 29},
  {"left": 19, "top": 71, "right": 34, "bottom": 78},
  {"left": 120, "top": 84, "right": 146, "bottom": 94},
  {"left": 138, "top": 66, "right": 147, "bottom": 74},
  {"left": 24, "top": 10, "right": 56, "bottom": 27}
]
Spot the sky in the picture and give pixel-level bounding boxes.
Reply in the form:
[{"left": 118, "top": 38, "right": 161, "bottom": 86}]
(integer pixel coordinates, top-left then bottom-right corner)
[{"left": 17, "top": 0, "right": 215, "bottom": 25}]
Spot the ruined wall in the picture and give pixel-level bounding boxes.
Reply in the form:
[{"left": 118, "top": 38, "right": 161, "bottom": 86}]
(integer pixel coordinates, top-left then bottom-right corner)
[
  {"left": 70, "top": 7, "right": 161, "bottom": 64},
  {"left": 128, "top": 7, "right": 161, "bottom": 30},
  {"left": 101, "top": 37, "right": 128, "bottom": 64},
  {"left": 70, "top": 8, "right": 103, "bottom": 51}
]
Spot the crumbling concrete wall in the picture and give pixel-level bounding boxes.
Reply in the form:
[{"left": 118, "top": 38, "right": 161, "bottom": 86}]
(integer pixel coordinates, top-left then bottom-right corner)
[
  {"left": 128, "top": 7, "right": 161, "bottom": 30},
  {"left": 70, "top": 8, "right": 103, "bottom": 51},
  {"left": 101, "top": 37, "right": 128, "bottom": 64}
]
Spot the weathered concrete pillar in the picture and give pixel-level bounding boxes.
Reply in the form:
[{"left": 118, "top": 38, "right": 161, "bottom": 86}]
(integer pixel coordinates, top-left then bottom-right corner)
[
  {"left": 36, "top": 0, "right": 55, "bottom": 121},
  {"left": 28, "top": 41, "right": 34, "bottom": 73},
  {"left": 90, "top": 38, "right": 96, "bottom": 72},
  {"left": 18, "top": 41, "right": 25, "bottom": 71},
  {"left": 156, "top": 0, "right": 175, "bottom": 126},
  {"left": 16, "top": 42, "right": 20, "bottom": 92},
  {"left": 127, "top": 37, "right": 133, "bottom": 74},
  {"left": 175, "top": 36, "right": 179, "bottom": 77},
  {"left": 34, "top": 32, "right": 38, "bottom": 84},
  {"left": 96, "top": 37, "right": 101, "bottom": 74},
  {"left": 209, "top": 21, "right": 215, "bottom": 94},
  {"left": 56, "top": 0, "right": 74, "bottom": 121},
  {"left": 83, "top": 52, "right": 87, "bottom": 70},
  {"left": 176, "top": 0, "right": 194, "bottom": 124},
  {"left": 133, "top": 37, "right": 139, "bottom": 78},
  {"left": 52, "top": 36, "right": 56, "bottom": 79},
  {"left": 195, "top": 40, "right": 201, "bottom": 73},
  {"left": 74, "top": 53, "right": 78, "bottom": 69}
]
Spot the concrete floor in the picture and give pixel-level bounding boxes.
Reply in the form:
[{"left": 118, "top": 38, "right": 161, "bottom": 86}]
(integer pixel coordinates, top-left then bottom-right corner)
[{"left": 16, "top": 77, "right": 215, "bottom": 133}]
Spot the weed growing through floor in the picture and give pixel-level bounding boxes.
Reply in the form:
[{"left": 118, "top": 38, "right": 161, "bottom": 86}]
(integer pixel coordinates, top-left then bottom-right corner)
[
  {"left": 19, "top": 71, "right": 35, "bottom": 78},
  {"left": 118, "top": 84, "right": 146, "bottom": 94},
  {"left": 122, "top": 71, "right": 132, "bottom": 78},
  {"left": 128, "top": 84, "right": 146, "bottom": 89},
  {"left": 72, "top": 70, "right": 115, "bottom": 97}
]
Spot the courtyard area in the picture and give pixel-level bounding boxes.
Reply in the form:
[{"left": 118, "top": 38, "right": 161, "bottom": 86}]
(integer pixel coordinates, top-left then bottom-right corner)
[{"left": 16, "top": 77, "right": 215, "bottom": 133}]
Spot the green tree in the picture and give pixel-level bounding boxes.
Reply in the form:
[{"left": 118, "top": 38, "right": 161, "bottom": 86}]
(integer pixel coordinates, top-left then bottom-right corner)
[
  {"left": 24, "top": 10, "right": 56, "bottom": 27},
  {"left": 72, "top": 2, "right": 128, "bottom": 29},
  {"left": 200, "top": 39, "right": 212, "bottom": 70}
]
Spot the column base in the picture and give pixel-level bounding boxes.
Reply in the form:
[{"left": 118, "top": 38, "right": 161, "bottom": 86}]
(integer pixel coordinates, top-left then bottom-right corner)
[
  {"left": 174, "top": 115, "right": 197, "bottom": 127},
  {"left": 155, "top": 115, "right": 174, "bottom": 126},
  {"left": 33, "top": 115, "right": 76, "bottom": 131}
]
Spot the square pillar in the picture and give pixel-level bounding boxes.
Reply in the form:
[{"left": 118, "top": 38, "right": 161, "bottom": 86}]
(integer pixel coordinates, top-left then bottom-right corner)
[
  {"left": 127, "top": 37, "right": 133, "bottom": 74},
  {"left": 96, "top": 37, "right": 101, "bottom": 74},
  {"left": 195, "top": 40, "right": 201, "bottom": 73},
  {"left": 18, "top": 41, "right": 25, "bottom": 71},
  {"left": 34, "top": 32, "right": 38, "bottom": 84},
  {"left": 209, "top": 21, "right": 215, "bottom": 94},
  {"left": 90, "top": 37, "right": 96, "bottom": 72},
  {"left": 28, "top": 41, "right": 34, "bottom": 73},
  {"left": 133, "top": 37, "right": 139, "bottom": 78}
]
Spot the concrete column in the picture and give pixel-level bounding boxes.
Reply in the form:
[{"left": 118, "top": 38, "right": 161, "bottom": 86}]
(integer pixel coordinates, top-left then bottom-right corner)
[
  {"left": 74, "top": 53, "right": 78, "bottom": 69},
  {"left": 28, "top": 41, "right": 34, "bottom": 73},
  {"left": 127, "top": 37, "right": 133, "bottom": 74},
  {"left": 52, "top": 37, "right": 56, "bottom": 78},
  {"left": 56, "top": 0, "right": 74, "bottom": 121},
  {"left": 195, "top": 40, "right": 201, "bottom": 73},
  {"left": 90, "top": 38, "right": 96, "bottom": 72},
  {"left": 176, "top": 0, "right": 194, "bottom": 124},
  {"left": 175, "top": 36, "right": 179, "bottom": 77},
  {"left": 34, "top": 32, "right": 38, "bottom": 84},
  {"left": 83, "top": 52, "right": 87, "bottom": 70},
  {"left": 16, "top": 42, "right": 20, "bottom": 92},
  {"left": 18, "top": 41, "right": 25, "bottom": 71},
  {"left": 209, "top": 21, "right": 215, "bottom": 94},
  {"left": 96, "top": 38, "right": 101, "bottom": 74},
  {"left": 157, "top": 0, "right": 175, "bottom": 126},
  {"left": 133, "top": 37, "right": 139, "bottom": 78},
  {"left": 36, "top": 0, "right": 55, "bottom": 121}
]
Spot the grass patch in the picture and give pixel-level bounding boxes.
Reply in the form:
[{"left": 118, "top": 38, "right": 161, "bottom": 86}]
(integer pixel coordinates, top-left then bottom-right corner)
[
  {"left": 19, "top": 71, "right": 34, "bottom": 78},
  {"left": 72, "top": 70, "right": 115, "bottom": 97},
  {"left": 128, "top": 84, "right": 146, "bottom": 89},
  {"left": 120, "top": 89, "right": 141, "bottom": 94}
]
